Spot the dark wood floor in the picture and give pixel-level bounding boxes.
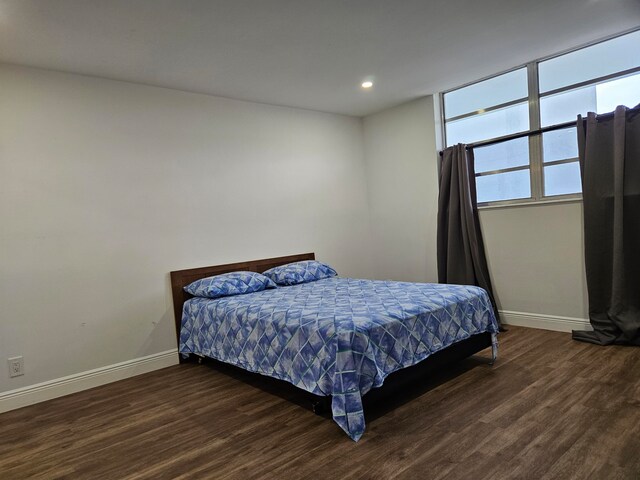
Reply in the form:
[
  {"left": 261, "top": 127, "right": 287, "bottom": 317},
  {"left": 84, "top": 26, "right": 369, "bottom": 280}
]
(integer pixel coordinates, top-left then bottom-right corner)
[{"left": 1, "top": 326, "right": 639, "bottom": 480}]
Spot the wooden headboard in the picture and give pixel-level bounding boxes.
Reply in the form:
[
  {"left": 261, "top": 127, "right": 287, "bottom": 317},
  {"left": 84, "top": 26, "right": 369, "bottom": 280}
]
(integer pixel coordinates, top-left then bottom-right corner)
[{"left": 170, "top": 252, "right": 315, "bottom": 347}]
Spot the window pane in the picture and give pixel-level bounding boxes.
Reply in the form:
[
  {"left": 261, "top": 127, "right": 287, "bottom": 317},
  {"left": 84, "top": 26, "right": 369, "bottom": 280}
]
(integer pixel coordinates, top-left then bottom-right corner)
[
  {"left": 446, "top": 102, "right": 529, "bottom": 146},
  {"left": 539, "top": 30, "right": 640, "bottom": 93},
  {"left": 474, "top": 137, "right": 529, "bottom": 173},
  {"left": 540, "top": 85, "right": 596, "bottom": 126},
  {"left": 596, "top": 73, "right": 640, "bottom": 112},
  {"left": 543, "top": 127, "right": 578, "bottom": 163},
  {"left": 540, "top": 72, "right": 640, "bottom": 126},
  {"left": 544, "top": 162, "right": 582, "bottom": 196},
  {"left": 444, "top": 68, "right": 528, "bottom": 119},
  {"left": 476, "top": 169, "right": 531, "bottom": 203}
]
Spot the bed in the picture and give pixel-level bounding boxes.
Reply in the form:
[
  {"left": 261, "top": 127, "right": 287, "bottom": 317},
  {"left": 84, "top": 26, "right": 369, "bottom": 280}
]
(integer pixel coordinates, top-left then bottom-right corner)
[{"left": 170, "top": 253, "right": 499, "bottom": 441}]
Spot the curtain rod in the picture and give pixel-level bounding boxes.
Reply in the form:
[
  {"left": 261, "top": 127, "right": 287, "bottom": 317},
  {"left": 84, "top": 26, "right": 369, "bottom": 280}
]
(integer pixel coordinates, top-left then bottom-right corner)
[
  {"left": 438, "top": 105, "right": 640, "bottom": 156},
  {"left": 438, "top": 120, "right": 576, "bottom": 156}
]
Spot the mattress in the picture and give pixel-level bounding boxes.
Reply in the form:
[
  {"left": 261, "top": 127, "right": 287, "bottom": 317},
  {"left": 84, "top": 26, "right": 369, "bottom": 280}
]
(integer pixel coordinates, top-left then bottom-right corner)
[{"left": 179, "top": 277, "right": 499, "bottom": 441}]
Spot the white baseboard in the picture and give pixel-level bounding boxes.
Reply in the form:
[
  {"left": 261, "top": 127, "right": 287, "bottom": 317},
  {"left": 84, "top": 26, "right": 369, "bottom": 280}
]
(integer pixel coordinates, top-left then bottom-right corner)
[
  {"left": 0, "top": 311, "right": 590, "bottom": 413},
  {"left": 0, "top": 349, "right": 179, "bottom": 414},
  {"left": 500, "top": 310, "right": 592, "bottom": 333}
]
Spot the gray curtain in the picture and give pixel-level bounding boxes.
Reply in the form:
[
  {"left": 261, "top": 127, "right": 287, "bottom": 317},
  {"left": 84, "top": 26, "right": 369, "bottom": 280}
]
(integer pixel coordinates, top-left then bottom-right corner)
[
  {"left": 572, "top": 105, "right": 640, "bottom": 346},
  {"left": 437, "top": 144, "right": 501, "bottom": 327}
]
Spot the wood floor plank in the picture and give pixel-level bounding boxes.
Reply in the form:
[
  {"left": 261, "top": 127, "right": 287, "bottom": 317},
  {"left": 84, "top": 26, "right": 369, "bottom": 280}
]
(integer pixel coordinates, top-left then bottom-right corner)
[{"left": 1, "top": 326, "right": 639, "bottom": 479}]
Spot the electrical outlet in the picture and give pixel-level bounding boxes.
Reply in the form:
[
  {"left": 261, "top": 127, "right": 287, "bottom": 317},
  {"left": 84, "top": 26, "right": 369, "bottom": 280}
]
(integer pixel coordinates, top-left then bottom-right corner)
[{"left": 8, "top": 357, "right": 24, "bottom": 378}]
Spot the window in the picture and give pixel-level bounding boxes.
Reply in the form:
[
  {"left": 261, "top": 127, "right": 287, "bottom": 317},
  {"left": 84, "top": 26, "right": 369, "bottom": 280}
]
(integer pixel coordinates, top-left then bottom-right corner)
[{"left": 442, "top": 29, "right": 640, "bottom": 206}]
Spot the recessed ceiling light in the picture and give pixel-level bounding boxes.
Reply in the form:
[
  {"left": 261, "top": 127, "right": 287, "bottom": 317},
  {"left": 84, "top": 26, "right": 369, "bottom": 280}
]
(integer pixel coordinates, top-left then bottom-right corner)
[{"left": 361, "top": 81, "right": 373, "bottom": 89}]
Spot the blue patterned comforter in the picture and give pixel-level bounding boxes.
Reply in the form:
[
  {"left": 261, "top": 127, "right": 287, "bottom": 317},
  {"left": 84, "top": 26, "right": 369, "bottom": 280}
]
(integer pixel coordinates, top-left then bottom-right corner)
[{"left": 179, "top": 277, "right": 498, "bottom": 441}]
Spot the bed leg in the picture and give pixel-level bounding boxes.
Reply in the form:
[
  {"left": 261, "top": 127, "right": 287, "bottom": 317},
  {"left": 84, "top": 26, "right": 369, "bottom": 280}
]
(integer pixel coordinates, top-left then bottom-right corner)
[
  {"left": 197, "top": 355, "right": 204, "bottom": 365},
  {"left": 489, "top": 333, "right": 498, "bottom": 365},
  {"left": 312, "top": 398, "right": 330, "bottom": 416}
]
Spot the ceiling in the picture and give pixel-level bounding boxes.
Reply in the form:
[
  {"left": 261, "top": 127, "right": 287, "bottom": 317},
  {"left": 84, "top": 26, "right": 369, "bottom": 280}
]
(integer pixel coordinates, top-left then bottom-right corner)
[{"left": 1, "top": 0, "right": 639, "bottom": 116}]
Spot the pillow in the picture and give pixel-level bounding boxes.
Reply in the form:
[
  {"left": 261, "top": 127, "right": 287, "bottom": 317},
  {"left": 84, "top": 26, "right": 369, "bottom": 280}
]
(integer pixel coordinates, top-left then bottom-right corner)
[
  {"left": 184, "top": 271, "right": 276, "bottom": 299},
  {"left": 262, "top": 260, "right": 337, "bottom": 286}
]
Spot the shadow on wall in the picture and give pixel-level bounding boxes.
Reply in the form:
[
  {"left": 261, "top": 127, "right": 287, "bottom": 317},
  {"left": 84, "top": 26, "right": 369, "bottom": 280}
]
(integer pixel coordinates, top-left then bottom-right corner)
[{"left": 133, "top": 273, "right": 179, "bottom": 364}]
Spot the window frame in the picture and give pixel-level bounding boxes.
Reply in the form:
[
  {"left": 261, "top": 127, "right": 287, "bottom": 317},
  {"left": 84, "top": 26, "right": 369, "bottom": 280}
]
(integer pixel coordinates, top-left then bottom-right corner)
[{"left": 439, "top": 28, "right": 640, "bottom": 208}]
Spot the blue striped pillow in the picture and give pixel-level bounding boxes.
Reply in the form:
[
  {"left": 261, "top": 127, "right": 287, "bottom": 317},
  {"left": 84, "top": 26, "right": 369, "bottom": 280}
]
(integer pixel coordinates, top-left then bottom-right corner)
[
  {"left": 184, "top": 271, "right": 276, "bottom": 298},
  {"left": 262, "top": 260, "right": 337, "bottom": 286}
]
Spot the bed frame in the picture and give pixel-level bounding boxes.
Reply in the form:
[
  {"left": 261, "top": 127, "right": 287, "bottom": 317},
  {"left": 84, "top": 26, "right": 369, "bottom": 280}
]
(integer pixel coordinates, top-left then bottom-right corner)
[
  {"left": 170, "top": 252, "right": 315, "bottom": 358},
  {"left": 170, "top": 253, "right": 494, "bottom": 413}
]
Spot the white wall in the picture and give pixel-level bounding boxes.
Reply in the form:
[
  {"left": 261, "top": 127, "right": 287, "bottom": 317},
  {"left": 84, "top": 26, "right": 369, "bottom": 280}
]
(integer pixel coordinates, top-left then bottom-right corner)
[
  {"left": 480, "top": 202, "right": 589, "bottom": 324},
  {"left": 0, "top": 64, "right": 373, "bottom": 395},
  {"left": 362, "top": 96, "right": 590, "bottom": 330},
  {"left": 362, "top": 98, "right": 439, "bottom": 283}
]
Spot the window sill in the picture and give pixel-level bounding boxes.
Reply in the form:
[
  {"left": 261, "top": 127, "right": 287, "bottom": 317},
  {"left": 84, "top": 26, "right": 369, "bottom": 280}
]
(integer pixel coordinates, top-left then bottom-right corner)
[{"left": 478, "top": 195, "right": 582, "bottom": 211}]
